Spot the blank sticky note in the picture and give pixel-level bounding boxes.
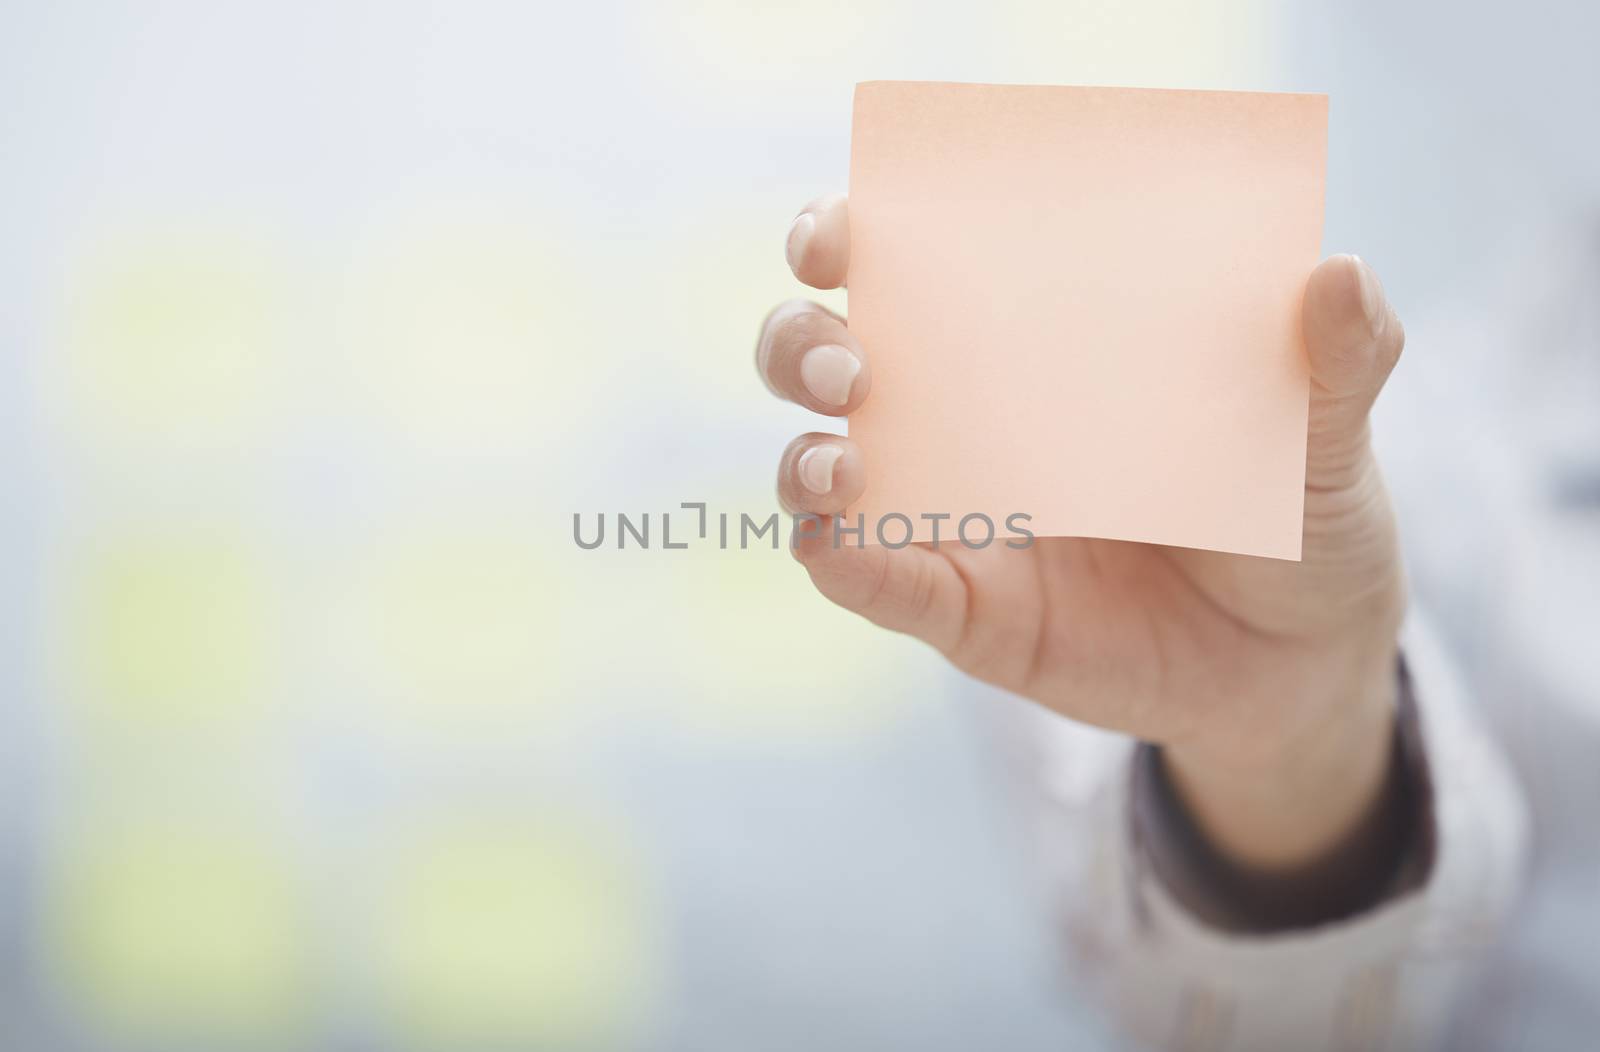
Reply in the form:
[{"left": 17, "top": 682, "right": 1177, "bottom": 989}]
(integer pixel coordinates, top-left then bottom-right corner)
[{"left": 847, "top": 82, "right": 1327, "bottom": 560}]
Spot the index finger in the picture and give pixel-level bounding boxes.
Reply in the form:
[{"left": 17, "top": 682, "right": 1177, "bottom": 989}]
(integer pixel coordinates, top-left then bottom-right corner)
[{"left": 785, "top": 193, "right": 849, "bottom": 290}]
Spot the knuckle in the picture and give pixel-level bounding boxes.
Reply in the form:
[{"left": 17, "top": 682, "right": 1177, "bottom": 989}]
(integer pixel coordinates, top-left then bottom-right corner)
[
  {"left": 775, "top": 441, "right": 807, "bottom": 498},
  {"left": 900, "top": 558, "right": 938, "bottom": 622},
  {"left": 848, "top": 548, "right": 894, "bottom": 614},
  {"left": 1380, "top": 313, "right": 1406, "bottom": 371},
  {"left": 773, "top": 296, "right": 815, "bottom": 320},
  {"left": 765, "top": 301, "right": 819, "bottom": 350},
  {"left": 756, "top": 299, "right": 815, "bottom": 377}
]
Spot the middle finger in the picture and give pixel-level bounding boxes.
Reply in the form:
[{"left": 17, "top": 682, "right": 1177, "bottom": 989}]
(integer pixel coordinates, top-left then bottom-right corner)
[{"left": 755, "top": 299, "right": 871, "bottom": 416}]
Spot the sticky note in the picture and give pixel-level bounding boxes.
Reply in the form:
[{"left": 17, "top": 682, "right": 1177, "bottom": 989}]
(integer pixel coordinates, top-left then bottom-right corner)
[{"left": 847, "top": 81, "right": 1327, "bottom": 560}]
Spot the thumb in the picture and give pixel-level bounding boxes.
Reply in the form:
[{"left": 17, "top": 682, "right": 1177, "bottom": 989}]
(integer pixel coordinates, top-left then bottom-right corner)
[{"left": 1302, "top": 254, "right": 1406, "bottom": 491}]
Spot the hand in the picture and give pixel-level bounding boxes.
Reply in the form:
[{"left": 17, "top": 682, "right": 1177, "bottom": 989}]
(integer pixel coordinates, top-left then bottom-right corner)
[{"left": 757, "top": 194, "right": 1409, "bottom": 872}]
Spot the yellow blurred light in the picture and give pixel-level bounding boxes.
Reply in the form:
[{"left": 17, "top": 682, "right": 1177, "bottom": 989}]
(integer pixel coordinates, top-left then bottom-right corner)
[
  {"left": 54, "top": 226, "right": 285, "bottom": 458},
  {"left": 635, "top": 0, "right": 1268, "bottom": 115},
  {"left": 335, "top": 209, "right": 599, "bottom": 456},
  {"left": 44, "top": 818, "right": 312, "bottom": 1045},
  {"left": 588, "top": 509, "right": 938, "bottom": 738},
  {"left": 997, "top": 0, "right": 1268, "bottom": 90},
  {"left": 62, "top": 532, "right": 278, "bottom": 729},
  {"left": 324, "top": 528, "right": 574, "bottom": 727},
  {"left": 636, "top": 0, "right": 908, "bottom": 112},
  {"left": 371, "top": 819, "right": 656, "bottom": 1050}
]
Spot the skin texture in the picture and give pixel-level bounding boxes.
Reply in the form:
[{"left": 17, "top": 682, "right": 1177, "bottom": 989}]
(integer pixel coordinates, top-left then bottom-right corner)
[{"left": 758, "top": 193, "right": 1409, "bottom": 873}]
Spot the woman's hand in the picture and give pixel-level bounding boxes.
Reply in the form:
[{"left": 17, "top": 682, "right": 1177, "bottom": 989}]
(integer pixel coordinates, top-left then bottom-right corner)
[{"left": 757, "top": 193, "right": 1409, "bottom": 872}]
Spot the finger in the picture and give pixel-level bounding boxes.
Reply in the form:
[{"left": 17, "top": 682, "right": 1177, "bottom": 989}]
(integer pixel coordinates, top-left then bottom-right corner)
[
  {"left": 1302, "top": 254, "right": 1405, "bottom": 486},
  {"left": 777, "top": 433, "right": 865, "bottom": 515},
  {"left": 785, "top": 193, "right": 849, "bottom": 290},
  {"left": 755, "top": 299, "right": 871, "bottom": 414},
  {"left": 793, "top": 526, "right": 967, "bottom": 652}
]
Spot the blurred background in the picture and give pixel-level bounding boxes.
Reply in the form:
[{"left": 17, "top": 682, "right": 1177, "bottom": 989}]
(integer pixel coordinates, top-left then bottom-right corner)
[{"left": 2, "top": 2, "right": 1597, "bottom": 1050}]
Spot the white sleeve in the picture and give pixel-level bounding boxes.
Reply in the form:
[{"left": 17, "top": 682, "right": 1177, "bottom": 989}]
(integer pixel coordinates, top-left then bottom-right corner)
[{"left": 1004, "top": 613, "right": 1530, "bottom": 1051}]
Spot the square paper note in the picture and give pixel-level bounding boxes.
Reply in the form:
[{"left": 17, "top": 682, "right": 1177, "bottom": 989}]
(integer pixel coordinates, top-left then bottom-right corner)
[{"left": 847, "top": 81, "right": 1327, "bottom": 560}]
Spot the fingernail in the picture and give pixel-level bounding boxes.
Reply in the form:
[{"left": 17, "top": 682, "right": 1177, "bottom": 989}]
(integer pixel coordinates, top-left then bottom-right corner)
[
  {"left": 799, "top": 344, "right": 861, "bottom": 406},
  {"left": 1351, "top": 255, "right": 1382, "bottom": 334},
  {"left": 797, "top": 444, "right": 844, "bottom": 495},
  {"left": 786, "top": 213, "right": 815, "bottom": 273}
]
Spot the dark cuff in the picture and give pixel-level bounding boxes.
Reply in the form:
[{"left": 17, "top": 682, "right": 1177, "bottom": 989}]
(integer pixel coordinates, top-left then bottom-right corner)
[{"left": 1129, "top": 655, "right": 1436, "bottom": 934}]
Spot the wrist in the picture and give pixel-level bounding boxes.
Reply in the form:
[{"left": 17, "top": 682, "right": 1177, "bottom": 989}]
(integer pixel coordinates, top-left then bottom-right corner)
[{"left": 1161, "top": 633, "right": 1401, "bottom": 871}]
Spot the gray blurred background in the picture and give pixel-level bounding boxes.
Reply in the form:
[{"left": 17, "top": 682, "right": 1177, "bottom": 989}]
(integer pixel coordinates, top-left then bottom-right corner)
[{"left": 2, "top": 1, "right": 1596, "bottom": 1050}]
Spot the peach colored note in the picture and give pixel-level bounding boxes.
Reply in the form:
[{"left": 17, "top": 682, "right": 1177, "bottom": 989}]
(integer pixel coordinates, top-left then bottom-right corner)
[{"left": 847, "top": 81, "right": 1327, "bottom": 560}]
